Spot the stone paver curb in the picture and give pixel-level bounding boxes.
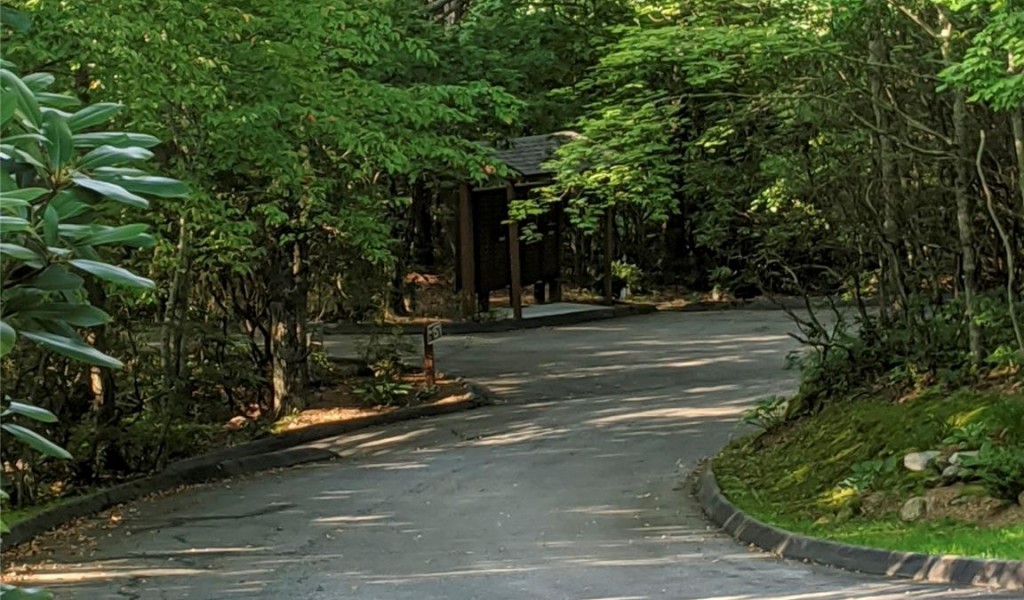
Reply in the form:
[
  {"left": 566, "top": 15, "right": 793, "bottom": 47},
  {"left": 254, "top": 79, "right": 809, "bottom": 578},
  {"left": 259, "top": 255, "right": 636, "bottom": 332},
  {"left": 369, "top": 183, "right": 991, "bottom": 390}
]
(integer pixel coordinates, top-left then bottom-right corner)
[
  {"left": 2, "top": 385, "right": 494, "bottom": 551},
  {"left": 696, "top": 463, "right": 1024, "bottom": 591}
]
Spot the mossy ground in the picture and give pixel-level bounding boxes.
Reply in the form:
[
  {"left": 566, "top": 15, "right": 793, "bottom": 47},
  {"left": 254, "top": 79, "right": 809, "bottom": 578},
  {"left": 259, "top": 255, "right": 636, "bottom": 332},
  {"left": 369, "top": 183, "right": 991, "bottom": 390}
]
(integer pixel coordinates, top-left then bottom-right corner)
[{"left": 715, "top": 388, "right": 1024, "bottom": 560}]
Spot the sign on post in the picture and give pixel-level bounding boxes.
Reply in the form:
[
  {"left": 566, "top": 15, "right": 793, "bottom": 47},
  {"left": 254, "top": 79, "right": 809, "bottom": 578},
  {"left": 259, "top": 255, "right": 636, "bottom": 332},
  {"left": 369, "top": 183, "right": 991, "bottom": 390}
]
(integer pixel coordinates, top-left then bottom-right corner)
[
  {"left": 423, "top": 322, "right": 443, "bottom": 387},
  {"left": 426, "top": 322, "right": 443, "bottom": 345}
]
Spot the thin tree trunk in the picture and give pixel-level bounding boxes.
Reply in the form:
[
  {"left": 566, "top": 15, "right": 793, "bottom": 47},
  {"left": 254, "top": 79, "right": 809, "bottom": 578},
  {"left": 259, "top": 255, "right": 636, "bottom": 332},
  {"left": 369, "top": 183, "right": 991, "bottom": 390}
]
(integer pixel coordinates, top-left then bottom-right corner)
[
  {"left": 868, "top": 16, "right": 906, "bottom": 321},
  {"left": 160, "top": 216, "right": 191, "bottom": 412},
  {"left": 977, "top": 131, "right": 1024, "bottom": 353},
  {"left": 270, "top": 238, "right": 309, "bottom": 417},
  {"left": 940, "top": 9, "right": 983, "bottom": 365},
  {"left": 1012, "top": 109, "right": 1024, "bottom": 212}
]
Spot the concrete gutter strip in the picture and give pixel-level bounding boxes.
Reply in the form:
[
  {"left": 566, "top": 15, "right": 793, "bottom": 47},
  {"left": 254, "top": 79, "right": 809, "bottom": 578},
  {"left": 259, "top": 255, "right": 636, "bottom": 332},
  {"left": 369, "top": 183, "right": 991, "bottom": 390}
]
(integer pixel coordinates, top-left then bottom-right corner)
[
  {"left": 2, "top": 387, "right": 493, "bottom": 551},
  {"left": 696, "top": 463, "right": 1024, "bottom": 591}
]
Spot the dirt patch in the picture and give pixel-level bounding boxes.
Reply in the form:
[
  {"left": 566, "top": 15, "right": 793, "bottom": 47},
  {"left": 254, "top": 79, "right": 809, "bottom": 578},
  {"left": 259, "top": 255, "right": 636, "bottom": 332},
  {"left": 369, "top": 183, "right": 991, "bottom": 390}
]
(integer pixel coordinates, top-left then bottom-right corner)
[
  {"left": 272, "top": 373, "right": 468, "bottom": 433},
  {"left": 918, "top": 484, "right": 1024, "bottom": 528}
]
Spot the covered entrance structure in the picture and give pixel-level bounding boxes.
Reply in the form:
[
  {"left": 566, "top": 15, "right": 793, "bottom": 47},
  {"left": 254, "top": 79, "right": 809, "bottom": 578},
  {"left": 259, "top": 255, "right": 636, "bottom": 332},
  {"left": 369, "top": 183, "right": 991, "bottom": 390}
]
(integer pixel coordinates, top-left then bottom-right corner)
[{"left": 456, "top": 132, "right": 582, "bottom": 319}]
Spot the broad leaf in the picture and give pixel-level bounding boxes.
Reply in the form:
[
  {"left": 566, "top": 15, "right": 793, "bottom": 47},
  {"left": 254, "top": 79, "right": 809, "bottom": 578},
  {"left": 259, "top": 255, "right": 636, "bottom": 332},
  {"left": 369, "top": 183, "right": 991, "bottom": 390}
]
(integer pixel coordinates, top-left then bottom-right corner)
[
  {"left": 3, "top": 401, "right": 58, "bottom": 423},
  {"left": 72, "top": 132, "right": 160, "bottom": 149},
  {"left": 0, "top": 68, "right": 41, "bottom": 128},
  {"left": 0, "top": 215, "right": 31, "bottom": 234},
  {"left": 73, "top": 224, "right": 150, "bottom": 246},
  {"left": 77, "top": 145, "right": 154, "bottom": 171},
  {"left": 36, "top": 93, "right": 81, "bottom": 109},
  {"left": 70, "top": 258, "right": 155, "bottom": 288},
  {"left": 42, "top": 205, "right": 58, "bottom": 246},
  {"left": 94, "top": 174, "right": 189, "bottom": 198},
  {"left": 0, "top": 320, "right": 14, "bottom": 358},
  {"left": 71, "top": 176, "right": 149, "bottom": 208},
  {"left": 67, "top": 103, "right": 122, "bottom": 132},
  {"left": 41, "top": 110, "right": 74, "bottom": 171},
  {"left": 20, "top": 303, "right": 112, "bottom": 327},
  {"left": 0, "top": 243, "right": 40, "bottom": 261},
  {"left": 22, "top": 73, "right": 55, "bottom": 92},
  {"left": 28, "top": 266, "right": 84, "bottom": 291},
  {"left": 20, "top": 330, "right": 123, "bottom": 368},
  {"left": 1, "top": 423, "right": 72, "bottom": 459}
]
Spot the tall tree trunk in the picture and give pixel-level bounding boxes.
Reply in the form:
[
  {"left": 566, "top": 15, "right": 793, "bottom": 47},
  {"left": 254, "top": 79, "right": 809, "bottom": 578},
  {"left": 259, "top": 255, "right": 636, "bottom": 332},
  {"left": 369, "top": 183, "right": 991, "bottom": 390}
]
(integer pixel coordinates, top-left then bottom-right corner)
[
  {"left": 160, "top": 216, "right": 191, "bottom": 412},
  {"left": 1012, "top": 109, "right": 1024, "bottom": 212},
  {"left": 940, "top": 9, "right": 983, "bottom": 365},
  {"left": 867, "top": 11, "right": 905, "bottom": 323},
  {"left": 270, "top": 237, "right": 309, "bottom": 417}
]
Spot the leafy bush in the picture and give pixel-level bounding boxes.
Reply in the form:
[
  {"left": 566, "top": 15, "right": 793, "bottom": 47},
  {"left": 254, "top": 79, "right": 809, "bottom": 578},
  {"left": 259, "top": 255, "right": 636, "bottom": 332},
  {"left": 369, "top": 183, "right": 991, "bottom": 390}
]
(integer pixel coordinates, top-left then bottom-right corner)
[
  {"left": 354, "top": 379, "right": 412, "bottom": 407},
  {"left": 961, "top": 444, "right": 1024, "bottom": 503},
  {"left": 359, "top": 327, "right": 412, "bottom": 382},
  {"left": 942, "top": 421, "right": 990, "bottom": 449},
  {"left": 741, "top": 395, "right": 789, "bottom": 432}
]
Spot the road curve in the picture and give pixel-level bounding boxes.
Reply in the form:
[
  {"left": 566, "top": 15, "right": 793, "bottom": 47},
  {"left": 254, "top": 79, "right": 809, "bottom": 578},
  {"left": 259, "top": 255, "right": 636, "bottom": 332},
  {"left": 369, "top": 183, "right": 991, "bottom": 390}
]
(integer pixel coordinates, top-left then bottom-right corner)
[{"left": 3, "top": 311, "right": 1009, "bottom": 599}]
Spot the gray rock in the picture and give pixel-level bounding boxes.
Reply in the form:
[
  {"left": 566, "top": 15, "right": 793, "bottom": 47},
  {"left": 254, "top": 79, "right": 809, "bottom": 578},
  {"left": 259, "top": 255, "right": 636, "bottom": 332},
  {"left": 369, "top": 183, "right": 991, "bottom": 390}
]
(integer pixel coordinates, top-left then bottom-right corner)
[
  {"left": 903, "top": 451, "right": 941, "bottom": 472},
  {"left": 900, "top": 496, "right": 928, "bottom": 522},
  {"left": 949, "top": 451, "right": 979, "bottom": 465},
  {"left": 941, "top": 464, "right": 962, "bottom": 481}
]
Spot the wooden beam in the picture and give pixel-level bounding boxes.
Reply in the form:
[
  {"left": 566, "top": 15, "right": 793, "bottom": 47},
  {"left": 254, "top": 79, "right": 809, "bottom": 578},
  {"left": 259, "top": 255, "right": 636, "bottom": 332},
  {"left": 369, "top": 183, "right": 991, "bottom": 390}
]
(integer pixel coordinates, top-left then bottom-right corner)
[
  {"left": 458, "top": 182, "right": 476, "bottom": 316},
  {"left": 507, "top": 182, "right": 523, "bottom": 320},
  {"left": 604, "top": 205, "right": 614, "bottom": 304}
]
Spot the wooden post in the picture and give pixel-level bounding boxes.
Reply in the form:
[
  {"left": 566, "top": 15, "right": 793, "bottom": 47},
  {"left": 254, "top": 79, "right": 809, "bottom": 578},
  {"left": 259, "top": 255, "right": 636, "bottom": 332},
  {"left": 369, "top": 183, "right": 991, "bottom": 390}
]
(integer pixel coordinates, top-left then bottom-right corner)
[
  {"left": 604, "top": 205, "right": 614, "bottom": 304},
  {"left": 457, "top": 183, "right": 476, "bottom": 316},
  {"left": 533, "top": 282, "right": 546, "bottom": 304},
  {"left": 422, "top": 324, "right": 436, "bottom": 387},
  {"left": 507, "top": 182, "right": 523, "bottom": 320}
]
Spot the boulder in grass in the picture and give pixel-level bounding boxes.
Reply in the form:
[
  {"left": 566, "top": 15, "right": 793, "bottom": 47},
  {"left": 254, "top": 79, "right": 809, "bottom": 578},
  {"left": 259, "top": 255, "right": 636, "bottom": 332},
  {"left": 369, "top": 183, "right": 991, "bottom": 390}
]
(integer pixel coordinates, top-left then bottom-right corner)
[{"left": 903, "top": 451, "right": 941, "bottom": 472}]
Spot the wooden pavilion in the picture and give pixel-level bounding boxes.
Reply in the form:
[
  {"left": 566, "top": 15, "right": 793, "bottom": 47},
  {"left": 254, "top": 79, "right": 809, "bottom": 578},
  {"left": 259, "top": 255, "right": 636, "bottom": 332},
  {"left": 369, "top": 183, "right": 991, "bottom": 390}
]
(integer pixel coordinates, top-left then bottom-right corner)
[{"left": 456, "top": 132, "right": 611, "bottom": 319}]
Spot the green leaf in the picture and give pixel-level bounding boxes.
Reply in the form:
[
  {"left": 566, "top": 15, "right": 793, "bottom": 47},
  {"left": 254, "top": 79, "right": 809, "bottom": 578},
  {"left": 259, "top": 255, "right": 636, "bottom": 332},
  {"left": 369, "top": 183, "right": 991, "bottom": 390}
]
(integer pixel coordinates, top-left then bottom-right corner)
[
  {"left": 29, "top": 266, "right": 84, "bottom": 291},
  {"left": 19, "top": 330, "right": 123, "bottom": 368},
  {"left": 0, "top": 243, "right": 40, "bottom": 261},
  {"left": 1, "top": 423, "right": 72, "bottom": 459},
  {"left": 72, "top": 132, "right": 161, "bottom": 149},
  {"left": 22, "top": 73, "right": 55, "bottom": 92},
  {"left": 77, "top": 145, "right": 154, "bottom": 171},
  {"left": 71, "top": 176, "right": 149, "bottom": 208},
  {"left": 70, "top": 258, "right": 155, "bottom": 288},
  {"left": 0, "top": 583, "right": 55, "bottom": 600},
  {"left": 3, "top": 401, "right": 58, "bottom": 423},
  {"left": 0, "top": 89, "right": 17, "bottom": 127},
  {"left": 73, "top": 224, "right": 150, "bottom": 246},
  {"left": 37, "top": 92, "right": 82, "bottom": 109},
  {"left": 0, "top": 188, "right": 48, "bottom": 204},
  {"left": 41, "top": 110, "right": 74, "bottom": 171},
  {"left": 94, "top": 174, "right": 190, "bottom": 198},
  {"left": 67, "top": 103, "right": 122, "bottom": 132},
  {"left": 0, "top": 68, "right": 41, "bottom": 128},
  {"left": 0, "top": 215, "right": 31, "bottom": 234},
  {"left": 43, "top": 205, "right": 58, "bottom": 246},
  {"left": 23, "top": 302, "right": 111, "bottom": 327},
  {"left": 0, "top": 6, "right": 32, "bottom": 32},
  {"left": 0, "top": 320, "right": 14, "bottom": 358}
]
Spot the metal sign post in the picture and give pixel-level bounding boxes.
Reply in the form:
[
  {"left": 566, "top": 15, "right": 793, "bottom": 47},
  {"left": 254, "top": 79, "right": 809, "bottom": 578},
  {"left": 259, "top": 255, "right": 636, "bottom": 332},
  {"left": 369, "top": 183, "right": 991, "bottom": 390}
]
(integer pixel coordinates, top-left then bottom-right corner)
[{"left": 423, "top": 322, "right": 443, "bottom": 387}]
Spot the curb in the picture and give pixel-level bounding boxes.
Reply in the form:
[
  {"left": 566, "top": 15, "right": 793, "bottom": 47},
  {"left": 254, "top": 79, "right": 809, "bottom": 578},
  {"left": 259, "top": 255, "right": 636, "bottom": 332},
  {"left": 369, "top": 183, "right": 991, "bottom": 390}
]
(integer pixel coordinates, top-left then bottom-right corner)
[
  {"left": 695, "top": 463, "right": 1024, "bottom": 591},
  {"left": 317, "top": 303, "right": 657, "bottom": 335},
  {"left": 1, "top": 385, "right": 495, "bottom": 551}
]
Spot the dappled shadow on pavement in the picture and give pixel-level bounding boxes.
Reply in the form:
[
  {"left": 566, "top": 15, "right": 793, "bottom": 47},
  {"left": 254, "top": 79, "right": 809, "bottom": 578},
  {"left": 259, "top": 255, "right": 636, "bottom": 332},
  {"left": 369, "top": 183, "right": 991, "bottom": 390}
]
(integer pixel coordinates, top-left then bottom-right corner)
[{"left": 4, "top": 312, "right": 1008, "bottom": 599}]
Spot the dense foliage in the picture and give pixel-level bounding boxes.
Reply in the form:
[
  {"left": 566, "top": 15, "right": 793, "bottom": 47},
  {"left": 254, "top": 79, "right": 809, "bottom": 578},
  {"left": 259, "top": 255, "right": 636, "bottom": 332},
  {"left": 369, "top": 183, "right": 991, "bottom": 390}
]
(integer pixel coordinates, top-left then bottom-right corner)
[{"left": 0, "top": 0, "right": 1021, "bottom": 518}]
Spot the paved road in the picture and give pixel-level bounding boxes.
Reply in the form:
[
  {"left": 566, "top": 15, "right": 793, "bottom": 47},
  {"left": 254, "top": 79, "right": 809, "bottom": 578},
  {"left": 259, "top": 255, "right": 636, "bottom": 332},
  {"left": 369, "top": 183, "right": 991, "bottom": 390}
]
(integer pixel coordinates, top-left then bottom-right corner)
[{"left": 4, "top": 311, "right": 1009, "bottom": 599}]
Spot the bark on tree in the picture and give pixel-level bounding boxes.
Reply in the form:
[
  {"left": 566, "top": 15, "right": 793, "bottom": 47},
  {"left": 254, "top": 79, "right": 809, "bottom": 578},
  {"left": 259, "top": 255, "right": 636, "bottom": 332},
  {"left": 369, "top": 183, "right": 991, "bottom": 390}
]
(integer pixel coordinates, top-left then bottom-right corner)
[
  {"left": 940, "top": 9, "right": 983, "bottom": 365},
  {"left": 270, "top": 237, "right": 309, "bottom": 417}
]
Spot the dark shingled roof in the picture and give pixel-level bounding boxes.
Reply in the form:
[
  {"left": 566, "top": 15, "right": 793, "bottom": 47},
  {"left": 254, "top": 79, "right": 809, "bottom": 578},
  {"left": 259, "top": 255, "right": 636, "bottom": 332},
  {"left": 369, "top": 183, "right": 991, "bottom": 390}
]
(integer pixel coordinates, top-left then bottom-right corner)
[{"left": 485, "top": 132, "right": 580, "bottom": 177}]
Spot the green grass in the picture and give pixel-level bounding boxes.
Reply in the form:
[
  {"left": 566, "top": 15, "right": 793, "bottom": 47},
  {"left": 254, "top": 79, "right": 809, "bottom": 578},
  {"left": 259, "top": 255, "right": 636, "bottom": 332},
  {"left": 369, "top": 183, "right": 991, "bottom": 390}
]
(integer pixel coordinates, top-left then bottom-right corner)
[
  {"left": 1, "top": 498, "right": 70, "bottom": 528},
  {"left": 715, "top": 388, "right": 1024, "bottom": 560}
]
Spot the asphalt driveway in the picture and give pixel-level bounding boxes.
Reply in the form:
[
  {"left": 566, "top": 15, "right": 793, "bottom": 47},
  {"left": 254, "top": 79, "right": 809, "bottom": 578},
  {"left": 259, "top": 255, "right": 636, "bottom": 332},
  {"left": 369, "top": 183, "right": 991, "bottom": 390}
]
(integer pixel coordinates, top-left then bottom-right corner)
[{"left": 3, "top": 311, "right": 1009, "bottom": 599}]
